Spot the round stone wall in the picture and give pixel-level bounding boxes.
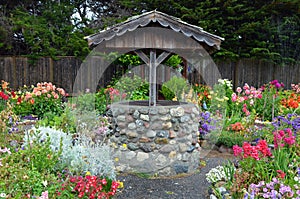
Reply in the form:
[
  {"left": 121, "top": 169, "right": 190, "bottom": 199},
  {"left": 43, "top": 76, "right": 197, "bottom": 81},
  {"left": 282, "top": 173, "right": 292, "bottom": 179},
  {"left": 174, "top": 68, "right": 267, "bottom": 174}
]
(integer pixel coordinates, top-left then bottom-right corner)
[{"left": 108, "top": 101, "right": 201, "bottom": 176}]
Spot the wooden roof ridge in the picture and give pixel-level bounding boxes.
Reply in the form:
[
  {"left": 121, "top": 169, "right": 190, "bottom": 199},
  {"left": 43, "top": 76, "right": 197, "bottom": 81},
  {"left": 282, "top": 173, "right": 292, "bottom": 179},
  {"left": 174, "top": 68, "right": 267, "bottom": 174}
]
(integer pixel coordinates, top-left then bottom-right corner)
[{"left": 85, "top": 10, "right": 224, "bottom": 50}]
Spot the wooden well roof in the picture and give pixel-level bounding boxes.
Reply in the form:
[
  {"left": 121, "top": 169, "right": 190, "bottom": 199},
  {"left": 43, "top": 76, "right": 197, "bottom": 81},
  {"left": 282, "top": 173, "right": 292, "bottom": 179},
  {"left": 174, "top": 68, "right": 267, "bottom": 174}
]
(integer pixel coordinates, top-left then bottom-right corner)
[{"left": 85, "top": 10, "right": 224, "bottom": 52}]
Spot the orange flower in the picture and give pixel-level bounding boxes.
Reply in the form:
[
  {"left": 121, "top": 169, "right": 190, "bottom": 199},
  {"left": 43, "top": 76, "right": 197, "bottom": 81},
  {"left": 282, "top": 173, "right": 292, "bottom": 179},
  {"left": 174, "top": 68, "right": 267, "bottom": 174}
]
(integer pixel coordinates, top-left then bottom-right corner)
[
  {"left": 30, "top": 99, "right": 35, "bottom": 104},
  {"left": 1, "top": 80, "right": 8, "bottom": 90},
  {"left": 288, "top": 99, "right": 298, "bottom": 109},
  {"left": 281, "top": 93, "right": 300, "bottom": 109}
]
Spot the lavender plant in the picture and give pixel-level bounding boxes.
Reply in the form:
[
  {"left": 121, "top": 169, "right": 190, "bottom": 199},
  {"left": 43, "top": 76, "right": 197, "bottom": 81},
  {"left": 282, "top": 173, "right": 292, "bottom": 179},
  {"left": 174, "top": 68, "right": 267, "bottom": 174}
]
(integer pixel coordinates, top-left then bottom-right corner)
[{"left": 23, "top": 127, "right": 116, "bottom": 179}]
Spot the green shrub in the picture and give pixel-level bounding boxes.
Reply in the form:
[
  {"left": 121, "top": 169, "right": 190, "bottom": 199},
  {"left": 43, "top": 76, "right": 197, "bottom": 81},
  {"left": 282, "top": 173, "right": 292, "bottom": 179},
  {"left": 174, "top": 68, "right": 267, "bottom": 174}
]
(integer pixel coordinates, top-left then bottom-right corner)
[
  {"left": 113, "top": 75, "right": 149, "bottom": 99},
  {"left": 71, "top": 92, "right": 97, "bottom": 113},
  {"left": 130, "top": 82, "right": 149, "bottom": 100},
  {"left": 160, "top": 76, "right": 190, "bottom": 101},
  {"left": 95, "top": 87, "right": 109, "bottom": 115},
  {"left": 0, "top": 132, "right": 62, "bottom": 198},
  {"left": 36, "top": 106, "right": 76, "bottom": 134},
  {"left": 209, "top": 130, "right": 247, "bottom": 148}
]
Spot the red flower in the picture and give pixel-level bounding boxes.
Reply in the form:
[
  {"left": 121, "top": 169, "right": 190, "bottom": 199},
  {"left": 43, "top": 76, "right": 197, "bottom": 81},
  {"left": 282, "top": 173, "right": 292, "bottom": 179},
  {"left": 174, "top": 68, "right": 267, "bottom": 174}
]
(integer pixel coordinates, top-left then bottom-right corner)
[
  {"left": 276, "top": 170, "right": 286, "bottom": 179},
  {"left": 11, "top": 91, "right": 16, "bottom": 98},
  {"left": 0, "top": 91, "right": 9, "bottom": 100},
  {"left": 233, "top": 140, "right": 272, "bottom": 160}
]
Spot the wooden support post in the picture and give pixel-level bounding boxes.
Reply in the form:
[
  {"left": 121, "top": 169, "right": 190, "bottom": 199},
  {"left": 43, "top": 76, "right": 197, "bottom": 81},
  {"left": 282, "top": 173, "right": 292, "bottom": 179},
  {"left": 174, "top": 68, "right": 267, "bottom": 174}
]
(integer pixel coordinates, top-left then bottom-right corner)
[
  {"left": 149, "top": 49, "right": 156, "bottom": 106},
  {"left": 135, "top": 49, "right": 170, "bottom": 106}
]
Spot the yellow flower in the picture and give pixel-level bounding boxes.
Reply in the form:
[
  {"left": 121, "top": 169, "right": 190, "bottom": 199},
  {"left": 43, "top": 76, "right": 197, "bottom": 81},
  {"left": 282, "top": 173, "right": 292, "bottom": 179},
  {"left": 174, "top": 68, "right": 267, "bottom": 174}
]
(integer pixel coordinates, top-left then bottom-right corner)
[
  {"left": 114, "top": 157, "right": 119, "bottom": 162},
  {"left": 117, "top": 181, "right": 124, "bottom": 189},
  {"left": 85, "top": 171, "right": 91, "bottom": 176},
  {"left": 122, "top": 143, "right": 127, "bottom": 149}
]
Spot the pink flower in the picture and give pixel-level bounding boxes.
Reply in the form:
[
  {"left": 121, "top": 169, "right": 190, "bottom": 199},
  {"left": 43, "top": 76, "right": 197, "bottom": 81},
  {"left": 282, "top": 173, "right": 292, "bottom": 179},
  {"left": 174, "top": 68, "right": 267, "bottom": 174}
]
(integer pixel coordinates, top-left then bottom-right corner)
[
  {"left": 285, "top": 128, "right": 293, "bottom": 137},
  {"left": 245, "top": 89, "right": 250, "bottom": 95},
  {"left": 273, "top": 129, "right": 296, "bottom": 148},
  {"left": 233, "top": 145, "right": 243, "bottom": 157},
  {"left": 243, "top": 83, "right": 250, "bottom": 90},
  {"left": 257, "top": 93, "right": 262, "bottom": 99},
  {"left": 284, "top": 137, "right": 295, "bottom": 145},
  {"left": 279, "top": 130, "right": 285, "bottom": 137},
  {"left": 236, "top": 87, "right": 242, "bottom": 93},
  {"left": 53, "top": 94, "right": 59, "bottom": 99},
  {"left": 35, "top": 91, "right": 41, "bottom": 96},
  {"left": 39, "top": 191, "right": 49, "bottom": 199},
  {"left": 25, "top": 93, "right": 32, "bottom": 100},
  {"left": 231, "top": 93, "right": 237, "bottom": 102},
  {"left": 239, "top": 97, "right": 245, "bottom": 103}
]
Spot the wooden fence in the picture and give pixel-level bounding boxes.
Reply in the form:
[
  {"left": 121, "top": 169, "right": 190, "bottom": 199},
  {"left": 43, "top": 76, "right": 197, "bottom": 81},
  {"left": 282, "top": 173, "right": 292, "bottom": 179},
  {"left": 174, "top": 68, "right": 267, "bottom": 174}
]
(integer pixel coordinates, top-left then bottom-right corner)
[{"left": 0, "top": 56, "right": 299, "bottom": 94}]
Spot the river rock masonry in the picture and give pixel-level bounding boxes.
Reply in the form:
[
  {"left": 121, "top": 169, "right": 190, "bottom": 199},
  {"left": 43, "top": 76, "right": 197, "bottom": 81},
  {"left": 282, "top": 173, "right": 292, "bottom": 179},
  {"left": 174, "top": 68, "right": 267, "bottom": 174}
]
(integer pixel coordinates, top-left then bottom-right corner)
[{"left": 108, "top": 102, "right": 201, "bottom": 176}]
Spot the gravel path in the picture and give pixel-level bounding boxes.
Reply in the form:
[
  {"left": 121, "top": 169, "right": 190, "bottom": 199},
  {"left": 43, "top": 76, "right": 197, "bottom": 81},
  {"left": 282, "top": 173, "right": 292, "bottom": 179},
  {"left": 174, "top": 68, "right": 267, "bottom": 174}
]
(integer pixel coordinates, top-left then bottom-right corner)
[{"left": 115, "top": 150, "right": 235, "bottom": 199}]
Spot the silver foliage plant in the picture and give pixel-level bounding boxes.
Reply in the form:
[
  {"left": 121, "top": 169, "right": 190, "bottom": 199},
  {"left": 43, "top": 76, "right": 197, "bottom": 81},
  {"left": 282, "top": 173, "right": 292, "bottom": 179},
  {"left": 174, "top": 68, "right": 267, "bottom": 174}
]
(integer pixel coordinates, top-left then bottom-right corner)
[{"left": 23, "top": 126, "right": 116, "bottom": 179}]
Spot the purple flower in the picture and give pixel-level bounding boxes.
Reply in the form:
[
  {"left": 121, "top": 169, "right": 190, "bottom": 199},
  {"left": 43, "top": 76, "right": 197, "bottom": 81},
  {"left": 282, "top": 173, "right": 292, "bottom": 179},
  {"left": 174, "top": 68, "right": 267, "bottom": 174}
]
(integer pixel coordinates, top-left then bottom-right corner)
[
  {"left": 250, "top": 191, "right": 255, "bottom": 199},
  {"left": 258, "top": 181, "right": 265, "bottom": 187},
  {"left": 275, "top": 82, "right": 281, "bottom": 88},
  {"left": 279, "top": 184, "right": 291, "bottom": 195},
  {"left": 270, "top": 190, "right": 278, "bottom": 198},
  {"left": 272, "top": 177, "right": 278, "bottom": 183}
]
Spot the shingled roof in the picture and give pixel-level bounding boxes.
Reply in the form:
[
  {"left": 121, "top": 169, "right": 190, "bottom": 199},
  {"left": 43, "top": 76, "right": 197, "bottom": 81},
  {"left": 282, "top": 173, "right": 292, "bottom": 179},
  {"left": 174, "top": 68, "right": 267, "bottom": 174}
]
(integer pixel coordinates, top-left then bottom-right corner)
[{"left": 85, "top": 10, "right": 224, "bottom": 51}]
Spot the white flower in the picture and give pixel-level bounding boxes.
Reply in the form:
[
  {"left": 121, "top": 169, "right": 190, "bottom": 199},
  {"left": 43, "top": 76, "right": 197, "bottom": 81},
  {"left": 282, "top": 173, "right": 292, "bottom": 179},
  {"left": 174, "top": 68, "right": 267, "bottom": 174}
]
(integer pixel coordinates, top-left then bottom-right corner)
[
  {"left": 42, "top": 180, "right": 48, "bottom": 187},
  {"left": 0, "top": 193, "right": 7, "bottom": 198}
]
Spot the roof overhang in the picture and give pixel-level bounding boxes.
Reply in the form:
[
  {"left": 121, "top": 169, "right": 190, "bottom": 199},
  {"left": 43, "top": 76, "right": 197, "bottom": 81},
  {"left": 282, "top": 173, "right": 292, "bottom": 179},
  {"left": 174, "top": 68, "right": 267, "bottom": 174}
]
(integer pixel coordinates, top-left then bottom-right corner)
[{"left": 85, "top": 10, "right": 224, "bottom": 52}]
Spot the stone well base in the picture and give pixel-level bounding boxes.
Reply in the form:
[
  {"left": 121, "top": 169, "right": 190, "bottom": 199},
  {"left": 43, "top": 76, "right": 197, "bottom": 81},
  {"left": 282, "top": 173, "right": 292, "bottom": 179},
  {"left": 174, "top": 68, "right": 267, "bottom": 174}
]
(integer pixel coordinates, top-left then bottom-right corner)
[{"left": 108, "top": 101, "right": 201, "bottom": 176}]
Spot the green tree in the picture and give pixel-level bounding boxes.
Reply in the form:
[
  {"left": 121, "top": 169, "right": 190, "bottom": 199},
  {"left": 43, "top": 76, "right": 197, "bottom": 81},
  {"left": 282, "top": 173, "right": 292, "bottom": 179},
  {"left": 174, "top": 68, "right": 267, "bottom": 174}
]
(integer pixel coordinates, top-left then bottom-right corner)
[
  {"left": 0, "top": 0, "right": 94, "bottom": 58},
  {"left": 119, "top": 0, "right": 300, "bottom": 64}
]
